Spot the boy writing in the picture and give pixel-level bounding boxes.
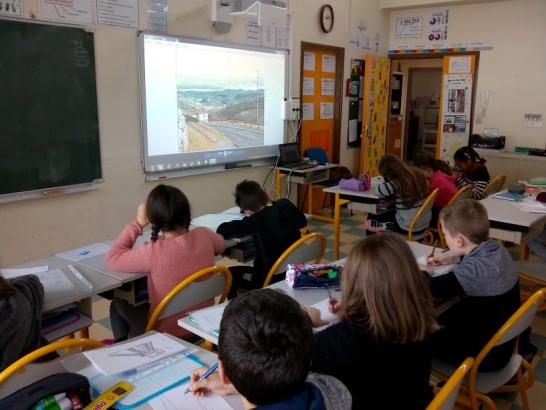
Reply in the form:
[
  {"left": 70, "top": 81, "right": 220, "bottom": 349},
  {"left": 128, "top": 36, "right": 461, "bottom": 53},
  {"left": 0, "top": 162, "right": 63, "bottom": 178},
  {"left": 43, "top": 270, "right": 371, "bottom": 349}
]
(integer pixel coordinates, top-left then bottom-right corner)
[
  {"left": 424, "top": 199, "right": 521, "bottom": 370},
  {"left": 189, "top": 289, "right": 351, "bottom": 409},
  {"left": 217, "top": 180, "right": 307, "bottom": 298}
]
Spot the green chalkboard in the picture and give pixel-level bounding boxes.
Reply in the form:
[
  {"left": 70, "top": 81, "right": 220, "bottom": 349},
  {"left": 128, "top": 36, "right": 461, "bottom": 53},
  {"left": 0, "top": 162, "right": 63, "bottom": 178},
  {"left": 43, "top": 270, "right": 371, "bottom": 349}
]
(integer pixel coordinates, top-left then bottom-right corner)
[{"left": 0, "top": 19, "right": 101, "bottom": 196}]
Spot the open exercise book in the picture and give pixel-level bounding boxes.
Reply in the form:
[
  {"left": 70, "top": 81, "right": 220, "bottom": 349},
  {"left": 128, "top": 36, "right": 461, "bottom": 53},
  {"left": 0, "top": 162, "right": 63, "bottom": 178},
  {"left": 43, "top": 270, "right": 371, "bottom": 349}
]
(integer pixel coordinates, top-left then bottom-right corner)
[{"left": 68, "top": 332, "right": 232, "bottom": 409}]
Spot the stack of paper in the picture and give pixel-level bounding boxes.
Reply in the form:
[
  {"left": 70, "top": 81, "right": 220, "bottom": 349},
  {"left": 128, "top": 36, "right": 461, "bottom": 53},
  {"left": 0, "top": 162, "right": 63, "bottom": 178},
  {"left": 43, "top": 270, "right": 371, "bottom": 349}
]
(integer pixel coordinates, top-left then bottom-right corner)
[
  {"left": 0, "top": 266, "right": 75, "bottom": 292},
  {"left": 189, "top": 304, "right": 226, "bottom": 334}
]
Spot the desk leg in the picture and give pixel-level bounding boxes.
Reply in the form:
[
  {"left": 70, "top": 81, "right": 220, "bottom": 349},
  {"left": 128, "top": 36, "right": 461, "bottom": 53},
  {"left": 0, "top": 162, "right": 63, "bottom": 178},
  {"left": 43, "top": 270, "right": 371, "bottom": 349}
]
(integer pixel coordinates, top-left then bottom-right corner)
[
  {"left": 308, "top": 184, "right": 313, "bottom": 216},
  {"left": 275, "top": 170, "right": 283, "bottom": 199},
  {"left": 334, "top": 193, "right": 341, "bottom": 260},
  {"left": 519, "top": 243, "right": 530, "bottom": 260},
  {"left": 80, "top": 327, "right": 90, "bottom": 338}
]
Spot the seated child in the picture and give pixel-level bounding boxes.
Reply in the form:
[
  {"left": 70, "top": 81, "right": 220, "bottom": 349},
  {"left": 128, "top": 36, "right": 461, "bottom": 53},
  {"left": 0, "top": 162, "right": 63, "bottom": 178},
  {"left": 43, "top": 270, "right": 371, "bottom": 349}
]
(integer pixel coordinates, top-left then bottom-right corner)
[
  {"left": 425, "top": 199, "right": 520, "bottom": 370},
  {"left": 308, "top": 233, "right": 437, "bottom": 410},
  {"left": 217, "top": 180, "right": 307, "bottom": 298},
  {"left": 107, "top": 184, "right": 225, "bottom": 341},
  {"left": 189, "top": 288, "right": 352, "bottom": 410},
  {"left": 453, "top": 146, "right": 490, "bottom": 199},
  {"left": 0, "top": 275, "right": 44, "bottom": 370},
  {"left": 413, "top": 151, "right": 457, "bottom": 224},
  {"left": 365, "top": 155, "right": 431, "bottom": 235}
]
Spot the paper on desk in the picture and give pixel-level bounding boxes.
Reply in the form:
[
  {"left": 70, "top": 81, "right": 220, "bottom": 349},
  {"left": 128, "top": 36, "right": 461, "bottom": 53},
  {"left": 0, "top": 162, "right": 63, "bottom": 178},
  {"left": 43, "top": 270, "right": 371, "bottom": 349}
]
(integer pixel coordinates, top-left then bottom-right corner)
[
  {"left": 311, "top": 298, "right": 341, "bottom": 332},
  {"left": 83, "top": 332, "right": 187, "bottom": 375},
  {"left": 55, "top": 242, "right": 111, "bottom": 262},
  {"left": 222, "top": 207, "right": 244, "bottom": 216},
  {"left": 191, "top": 213, "right": 244, "bottom": 232},
  {"left": 189, "top": 304, "right": 226, "bottom": 333},
  {"left": 416, "top": 255, "right": 454, "bottom": 277},
  {"left": 149, "top": 384, "right": 233, "bottom": 410},
  {"left": 512, "top": 198, "right": 546, "bottom": 214},
  {"left": 0, "top": 265, "right": 48, "bottom": 276},
  {"left": 1, "top": 267, "right": 75, "bottom": 291}
]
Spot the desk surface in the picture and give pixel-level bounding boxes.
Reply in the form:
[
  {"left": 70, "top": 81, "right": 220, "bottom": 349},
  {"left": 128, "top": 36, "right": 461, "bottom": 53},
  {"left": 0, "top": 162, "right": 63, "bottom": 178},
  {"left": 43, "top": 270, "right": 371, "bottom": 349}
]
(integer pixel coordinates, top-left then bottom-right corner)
[
  {"left": 13, "top": 256, "right": 120, "bottom": 312},
  {"left": 322, "top": 185, "right": 380, "bottom": 199},
  {"left": 481, "top": 196, "right": 546, "bottom": 229}
]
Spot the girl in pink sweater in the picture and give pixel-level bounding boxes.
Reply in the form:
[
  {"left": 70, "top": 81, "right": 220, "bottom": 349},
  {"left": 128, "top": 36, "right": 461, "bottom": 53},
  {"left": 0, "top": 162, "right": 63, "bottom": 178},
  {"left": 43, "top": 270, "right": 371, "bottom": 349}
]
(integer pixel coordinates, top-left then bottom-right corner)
[{"left": 107, "top": 185, "right": 225, "bottom": 341}]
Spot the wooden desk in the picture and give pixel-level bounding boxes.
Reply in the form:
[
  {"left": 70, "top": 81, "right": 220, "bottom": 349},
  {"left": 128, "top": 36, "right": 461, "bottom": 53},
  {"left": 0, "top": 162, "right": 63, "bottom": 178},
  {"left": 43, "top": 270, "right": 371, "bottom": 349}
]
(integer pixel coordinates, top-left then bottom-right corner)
[{"left": 321, "top": 185, "right": 384, "bottom": 259}]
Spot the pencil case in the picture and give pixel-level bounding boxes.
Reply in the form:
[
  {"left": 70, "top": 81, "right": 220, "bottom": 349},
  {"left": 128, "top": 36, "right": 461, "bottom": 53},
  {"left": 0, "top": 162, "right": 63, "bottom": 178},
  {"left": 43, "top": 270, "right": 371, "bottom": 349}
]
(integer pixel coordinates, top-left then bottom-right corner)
[
  {"left": 285, "top": 263, "right": 342, "bottom": 289},
  {"left": 338, "top": 174, "right": 371, "bottom": 191}
]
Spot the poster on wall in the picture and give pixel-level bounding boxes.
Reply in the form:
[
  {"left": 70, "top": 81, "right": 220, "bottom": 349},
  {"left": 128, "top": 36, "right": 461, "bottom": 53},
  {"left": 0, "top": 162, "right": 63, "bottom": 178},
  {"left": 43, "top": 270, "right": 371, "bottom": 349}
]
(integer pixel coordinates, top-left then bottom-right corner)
[
  {"left": 350, "top": 19, "right": 371, "bottom": 53},
  {"left": 439, "top": 72, "right": 472, "bottom": 162},
  {"left": 97, "top": 0, "right": 139, "bottom": 28},
  {"left": 396, "top": 16, "right": 423, "bottom": 38},
  {"left": 148, "top": 0, "right": 167, "bottom": 32},
  {"left": 0, "top": 0, "right": 22, "bottom": 16},
  {"left": 40, "top": 0, "right": 93, "bottom": 24},
  {"left": 428, "top": 9, "right": 448, "bottom": 42}
]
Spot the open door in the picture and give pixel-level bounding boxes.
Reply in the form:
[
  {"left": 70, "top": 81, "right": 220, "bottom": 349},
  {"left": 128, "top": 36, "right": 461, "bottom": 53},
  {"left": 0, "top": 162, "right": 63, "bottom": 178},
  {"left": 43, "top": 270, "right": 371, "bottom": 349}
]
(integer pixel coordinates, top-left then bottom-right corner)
[
  {"left": 437, "top": 55, "right": 476, "bottom": 161},
  {"left": 359, "top": 54, "right": 391, "bottom": 176}
]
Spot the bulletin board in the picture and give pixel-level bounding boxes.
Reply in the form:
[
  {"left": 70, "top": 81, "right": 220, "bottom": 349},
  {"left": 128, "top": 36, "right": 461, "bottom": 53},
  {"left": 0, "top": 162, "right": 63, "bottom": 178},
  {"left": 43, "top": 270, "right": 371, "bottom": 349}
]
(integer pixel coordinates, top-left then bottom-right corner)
[
  {"left": 360, "top": 55, "right": 391, "bottom": 176},
  {"left": 437, "top": 55, "right": 475, "bottom": 162}
]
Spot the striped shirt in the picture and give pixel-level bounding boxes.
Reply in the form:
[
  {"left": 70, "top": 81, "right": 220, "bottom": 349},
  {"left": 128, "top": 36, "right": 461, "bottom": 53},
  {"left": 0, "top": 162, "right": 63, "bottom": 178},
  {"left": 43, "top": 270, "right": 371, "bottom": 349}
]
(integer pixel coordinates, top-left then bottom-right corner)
[
  {"left": 456, "top": 165, "right": 490, "bottom": 200},
  {"left": 375, "top": 181, "right": 430, "bottom": 232}
]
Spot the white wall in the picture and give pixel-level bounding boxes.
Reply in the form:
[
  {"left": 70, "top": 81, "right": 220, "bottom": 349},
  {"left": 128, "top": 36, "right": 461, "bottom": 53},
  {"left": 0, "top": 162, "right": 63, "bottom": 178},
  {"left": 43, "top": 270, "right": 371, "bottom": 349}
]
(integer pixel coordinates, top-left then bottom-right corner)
[
  {"left": 0, "top": 0, "right": 388, "bottom": 265},
  {"left": 388, "top": 0, "right": 546, "bottom": 150}
]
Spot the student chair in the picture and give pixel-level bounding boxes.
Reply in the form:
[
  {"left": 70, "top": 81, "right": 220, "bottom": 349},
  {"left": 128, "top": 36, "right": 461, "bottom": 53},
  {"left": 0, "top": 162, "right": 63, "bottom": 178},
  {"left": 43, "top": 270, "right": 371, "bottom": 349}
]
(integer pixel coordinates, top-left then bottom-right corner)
[
  {"left": 431, "top": 288, "right": 545, "bottom": 410},
  {"left": 145, "top": 266, "right": 232, "bottom": 333},
  {"left": 514, "top": 261, "right": 546, "bottom": 310},
  {"left": 262, "top": 233, "right": 327, "bottom": 287},
  {"left": 407, "top": 188, "right": 439, "bottom": 243},
  {"left": 427, "top": 358, "right": 474, "bottom": 410},
  {"left": 438, "top": 185, "right": 473, "bottom": 248},
  {"left": 483, "top": 175, "right": 506, "bottom": 197},
  {"left": 0, "top": 338, "right": 104, "bottom": 398}
]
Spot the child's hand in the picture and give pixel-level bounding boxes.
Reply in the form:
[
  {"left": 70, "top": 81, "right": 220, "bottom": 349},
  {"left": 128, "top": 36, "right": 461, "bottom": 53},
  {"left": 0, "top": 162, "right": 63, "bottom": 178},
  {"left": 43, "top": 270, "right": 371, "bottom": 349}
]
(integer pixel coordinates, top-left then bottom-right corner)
[
  {"left": 189, "top": 367, "right": 236, "bottom": 397},
  {"left": 136, "top": 203, "right": 149, "bottom": 228},
  {"left": 328, "top": 298, "right": 341, "bottom": 314},
  {"left": 305, "top": 306, "right": 329, "bottom": 328}
]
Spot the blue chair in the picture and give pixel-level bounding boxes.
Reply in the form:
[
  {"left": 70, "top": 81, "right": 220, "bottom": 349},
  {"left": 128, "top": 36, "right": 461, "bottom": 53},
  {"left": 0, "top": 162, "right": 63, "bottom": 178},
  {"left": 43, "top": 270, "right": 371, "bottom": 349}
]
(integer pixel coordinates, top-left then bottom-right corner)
[{"left": 304, "top": 147, "right": 329, "bottom": 164}]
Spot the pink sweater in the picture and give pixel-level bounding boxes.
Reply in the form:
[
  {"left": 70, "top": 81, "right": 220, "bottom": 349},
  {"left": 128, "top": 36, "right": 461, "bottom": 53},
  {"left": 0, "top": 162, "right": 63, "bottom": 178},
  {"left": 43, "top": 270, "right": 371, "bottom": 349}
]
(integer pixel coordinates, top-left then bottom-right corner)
[
  {"left": 106, "top": 221, "right": 225, "bottom": 336},
  {"left": 430, "top": 171, "right": 458, "bottom": 209}
]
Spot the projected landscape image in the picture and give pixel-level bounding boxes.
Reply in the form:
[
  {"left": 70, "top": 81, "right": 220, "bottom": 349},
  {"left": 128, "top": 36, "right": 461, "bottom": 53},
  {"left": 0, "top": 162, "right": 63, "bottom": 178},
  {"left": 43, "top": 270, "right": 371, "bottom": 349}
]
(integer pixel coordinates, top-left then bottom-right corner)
[{"left": 176, "top": 48, "right": 266, "bottom": 153}]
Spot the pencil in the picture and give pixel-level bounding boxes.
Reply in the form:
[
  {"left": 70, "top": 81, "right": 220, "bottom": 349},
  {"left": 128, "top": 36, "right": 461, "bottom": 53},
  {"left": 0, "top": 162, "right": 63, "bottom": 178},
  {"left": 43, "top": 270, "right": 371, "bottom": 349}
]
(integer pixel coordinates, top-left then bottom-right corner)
[{"left": 326, "top": 286, "right": 334, "bottom": 307}]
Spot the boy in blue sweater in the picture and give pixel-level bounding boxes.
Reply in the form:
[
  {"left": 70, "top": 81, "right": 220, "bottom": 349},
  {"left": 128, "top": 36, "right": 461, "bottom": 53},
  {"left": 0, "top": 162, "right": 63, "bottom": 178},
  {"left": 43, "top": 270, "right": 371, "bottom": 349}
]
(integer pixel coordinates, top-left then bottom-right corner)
[{"left": 188, "top": 289, "right": 351, "bottom": 410}]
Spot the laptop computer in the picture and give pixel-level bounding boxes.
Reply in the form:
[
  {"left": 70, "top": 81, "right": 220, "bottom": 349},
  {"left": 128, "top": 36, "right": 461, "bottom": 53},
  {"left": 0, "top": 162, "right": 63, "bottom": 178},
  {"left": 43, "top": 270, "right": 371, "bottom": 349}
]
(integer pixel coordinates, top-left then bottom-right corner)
[{"left": 278, "top": 143, "right": 316, "bottom": 170}]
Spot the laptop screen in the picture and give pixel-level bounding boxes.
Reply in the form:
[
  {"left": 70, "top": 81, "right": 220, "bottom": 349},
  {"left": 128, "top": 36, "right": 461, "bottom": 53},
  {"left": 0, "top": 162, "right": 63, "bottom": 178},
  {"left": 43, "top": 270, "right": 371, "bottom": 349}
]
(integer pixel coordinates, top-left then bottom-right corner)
[{"left": 279, "top": 143, "right": 301, "bottom": 165}]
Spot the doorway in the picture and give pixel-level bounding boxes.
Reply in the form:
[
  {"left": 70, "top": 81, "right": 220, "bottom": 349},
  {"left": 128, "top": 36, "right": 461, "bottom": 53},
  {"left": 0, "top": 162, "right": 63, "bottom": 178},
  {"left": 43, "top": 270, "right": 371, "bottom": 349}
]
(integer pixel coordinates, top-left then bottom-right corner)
[{"left": 404, "top": 67, "right": 442, "bottom": 161}]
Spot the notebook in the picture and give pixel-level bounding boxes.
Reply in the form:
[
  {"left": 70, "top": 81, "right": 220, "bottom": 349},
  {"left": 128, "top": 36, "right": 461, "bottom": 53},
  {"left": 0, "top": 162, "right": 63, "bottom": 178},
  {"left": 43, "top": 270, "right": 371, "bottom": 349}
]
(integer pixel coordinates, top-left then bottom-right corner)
[
  {"left": 416, "top": 255, "right": 454, "bottom": 277},
  {"left": 188, "top": 304, "right": 226, "bottom": 334},
  {"left": 310, "top": 298, "right": 341, "bottom": 332}
]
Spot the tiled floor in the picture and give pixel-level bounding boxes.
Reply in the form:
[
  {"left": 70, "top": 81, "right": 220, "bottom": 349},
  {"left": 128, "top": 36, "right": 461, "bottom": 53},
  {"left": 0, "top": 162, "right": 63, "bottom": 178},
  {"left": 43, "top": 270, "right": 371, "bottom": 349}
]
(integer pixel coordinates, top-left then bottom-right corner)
[{"left": 89, "top": 209, "right": 546, "bottom": 409}]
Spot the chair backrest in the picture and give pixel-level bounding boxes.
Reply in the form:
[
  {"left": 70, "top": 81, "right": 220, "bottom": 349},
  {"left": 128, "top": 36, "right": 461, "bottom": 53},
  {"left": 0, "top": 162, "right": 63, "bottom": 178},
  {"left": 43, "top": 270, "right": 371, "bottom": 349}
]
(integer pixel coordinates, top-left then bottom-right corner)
[
  {"left": 408, "top": 188, "right": 439, "bottom": 241},
  {"left": 483, "top": 175, "right": 506, "bottom": 197},
  {"left": 470, "top": 288, "right": 546, "bottom": 383},
  {"left": 303, "top": 147, "right": 329, "bottom": 164},
  {"left": 427, "top": 358, "right": 474, "bottom": 410},
  {"left": 0, "top": 338, "right": 104, "bottom": 385},
  {"left": 145, "top": 266, "right": 232, "bottom": 332},
  {"left": 263, "top": 233, "right": 327, "bottom": 287}
]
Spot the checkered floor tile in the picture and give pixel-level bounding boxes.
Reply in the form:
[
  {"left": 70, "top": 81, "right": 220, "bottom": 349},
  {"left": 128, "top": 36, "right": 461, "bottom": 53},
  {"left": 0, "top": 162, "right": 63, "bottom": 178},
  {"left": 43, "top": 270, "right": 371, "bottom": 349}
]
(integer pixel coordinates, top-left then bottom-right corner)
[{"left": 90, "top": 209, "right": 546, "bottom": 408}]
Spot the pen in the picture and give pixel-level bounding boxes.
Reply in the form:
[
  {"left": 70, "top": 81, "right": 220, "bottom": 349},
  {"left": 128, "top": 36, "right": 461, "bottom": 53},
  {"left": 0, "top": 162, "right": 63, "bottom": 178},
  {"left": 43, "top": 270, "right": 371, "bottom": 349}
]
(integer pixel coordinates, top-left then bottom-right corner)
[
  {"left": 429, "top": 240, "right": 438, "bottom": 258},
  {"left": 80, "top": 249, "right": 90, "bottom": 256},
  {"left": 185, "top": 362, "right": 219, "bottom": 395},
  {"left": 326, "top": 286, "right": 335, "bottom": 307}
]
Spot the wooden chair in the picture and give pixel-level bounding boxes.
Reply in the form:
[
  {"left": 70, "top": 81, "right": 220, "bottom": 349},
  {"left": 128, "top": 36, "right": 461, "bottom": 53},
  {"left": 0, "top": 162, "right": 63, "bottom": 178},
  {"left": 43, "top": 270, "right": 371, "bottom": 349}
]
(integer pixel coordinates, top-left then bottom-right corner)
[
  {"left": 431, "top": 288, "right": 545, "bottom": 410},
  {"left": 483, "top": 175, "right": 506, "bottom": 197},
  {"left": 0, "top": 338, "right": 103, "bottom": 398},
  {"left": 407, "top": 188, "right": 439, "bottom": 243},
  {"left": 514, "top": 260, "right": 546, "bottom": 311},
  {"left": 427, "top": 358, "right": 474, "bottom": 410},
  {"left": 145, "top": 266, "right": 232, "bottom": 333},
  {"left": 262, "top": 233, "right": 327, "bottom": 287},
  {"left": 438, "top": 185, "right": 473, "bottom": 248}
]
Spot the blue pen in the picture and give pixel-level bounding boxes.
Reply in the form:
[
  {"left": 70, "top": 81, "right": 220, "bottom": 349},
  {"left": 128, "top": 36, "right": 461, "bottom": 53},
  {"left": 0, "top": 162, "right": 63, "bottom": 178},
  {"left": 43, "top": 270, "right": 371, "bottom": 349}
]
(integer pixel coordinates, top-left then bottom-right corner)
[
  {"left": 80, "top": 249, "right": 90, "bottom": 256},
  {"left": 184, "top": 362, "right": 219, "bottom": 395}
]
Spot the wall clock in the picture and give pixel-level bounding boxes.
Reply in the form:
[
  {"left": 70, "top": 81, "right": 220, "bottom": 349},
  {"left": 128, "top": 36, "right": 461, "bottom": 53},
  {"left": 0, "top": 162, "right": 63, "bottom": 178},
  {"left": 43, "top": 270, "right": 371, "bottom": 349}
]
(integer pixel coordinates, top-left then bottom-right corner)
[{"left": 320, "top": 4, "right": 334, "bottom": 33}]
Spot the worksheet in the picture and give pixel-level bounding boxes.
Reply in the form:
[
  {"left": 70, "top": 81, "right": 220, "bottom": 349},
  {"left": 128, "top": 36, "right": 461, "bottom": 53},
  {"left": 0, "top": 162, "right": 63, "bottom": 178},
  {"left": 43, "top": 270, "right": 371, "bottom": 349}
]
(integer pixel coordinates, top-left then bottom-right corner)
[{"left": 149, "top": 384, "right": 233, "bottom": 410}]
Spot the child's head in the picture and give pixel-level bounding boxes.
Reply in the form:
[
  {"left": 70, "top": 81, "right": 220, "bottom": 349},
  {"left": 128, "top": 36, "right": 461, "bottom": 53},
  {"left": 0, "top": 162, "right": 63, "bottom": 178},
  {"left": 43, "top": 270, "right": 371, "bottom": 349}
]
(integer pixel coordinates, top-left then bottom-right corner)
[
  {"left": 146, "top": 184, "right": 191, "bottom": 241},
  {"left": 378, "top": 155, "right": 429, "bottom": 205},
  {"left": 412, "top": 151, "right": 453, "bottom": 178},
  {"left": 234, "top": 180, "right": 269, "bottom": 214},
  {"left": 440, "top": 199, "right": 489, "bottom": 248},
  {"left": 218, "top": 289, "right": 312, "bottom": 406},
  {"left": 342, "top": 233, "right": 437, "bottom": 343},
  {"left": 453, "top": 146, "right": 486, "bottom": 173}
]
